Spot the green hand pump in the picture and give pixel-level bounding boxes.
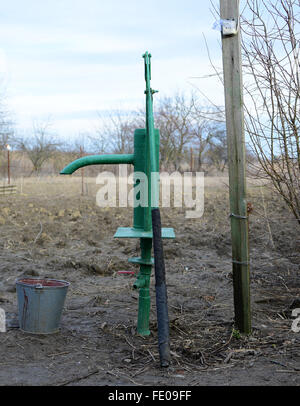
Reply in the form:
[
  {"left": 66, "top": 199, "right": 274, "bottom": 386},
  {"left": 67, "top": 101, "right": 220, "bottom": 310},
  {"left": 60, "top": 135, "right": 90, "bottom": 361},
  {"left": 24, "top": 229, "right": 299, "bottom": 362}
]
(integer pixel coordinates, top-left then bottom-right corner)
[{"left": 60, "top": 52, "right": 174, "bottom": 367}]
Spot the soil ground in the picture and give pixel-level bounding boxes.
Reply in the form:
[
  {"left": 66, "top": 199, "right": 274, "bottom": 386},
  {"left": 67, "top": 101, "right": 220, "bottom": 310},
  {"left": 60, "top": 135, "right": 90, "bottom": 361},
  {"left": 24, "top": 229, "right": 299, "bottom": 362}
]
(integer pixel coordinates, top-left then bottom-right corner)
[{"left": 0, "top": 175, "right": 299, "bottom": 387}]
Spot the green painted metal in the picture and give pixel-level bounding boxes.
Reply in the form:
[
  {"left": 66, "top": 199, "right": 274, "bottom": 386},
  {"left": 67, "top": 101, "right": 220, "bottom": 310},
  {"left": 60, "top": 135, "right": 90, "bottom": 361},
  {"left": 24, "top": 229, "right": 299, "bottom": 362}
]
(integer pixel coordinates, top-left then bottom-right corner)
[
  {"left": 132, "top": 128, "right": 159, "bottom": 232},
  {"left": 60, "top": 154, "right": 134, "bottom": 174},
  {"left": 60, "top": 52, "right": 175, "bottom": 337},
  {"left": 128, "top": 257, "right": 154, "bottom": 266},
  {"left": 143, "top": 51, "right": 159, "bottom": 208},
  {"left": 133, "top": 238, "right": 152, "bottom": 335},
  {"left": 132, "top": 129, "right": 146, "bottom": 231},
  {"left": 113, "top": 227, "right": 175, "bottom": 239}
]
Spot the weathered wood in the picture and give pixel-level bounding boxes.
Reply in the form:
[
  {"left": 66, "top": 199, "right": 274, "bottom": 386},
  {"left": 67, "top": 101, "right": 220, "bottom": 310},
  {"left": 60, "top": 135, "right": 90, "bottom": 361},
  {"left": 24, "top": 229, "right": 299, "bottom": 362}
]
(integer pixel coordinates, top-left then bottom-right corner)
[
  {"left": 220, "top": 0, "right": 251, "bottom": 334},
  {"left": 0, "top": 185, "right": 17, "bottom": 195}
]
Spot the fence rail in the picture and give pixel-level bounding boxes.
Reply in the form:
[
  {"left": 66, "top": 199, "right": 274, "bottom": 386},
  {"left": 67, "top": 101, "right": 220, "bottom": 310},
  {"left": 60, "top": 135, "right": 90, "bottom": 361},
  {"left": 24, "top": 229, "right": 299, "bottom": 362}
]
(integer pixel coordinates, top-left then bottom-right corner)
[{"left": 0, "top": 185, "right": 17, "bottom": 195}]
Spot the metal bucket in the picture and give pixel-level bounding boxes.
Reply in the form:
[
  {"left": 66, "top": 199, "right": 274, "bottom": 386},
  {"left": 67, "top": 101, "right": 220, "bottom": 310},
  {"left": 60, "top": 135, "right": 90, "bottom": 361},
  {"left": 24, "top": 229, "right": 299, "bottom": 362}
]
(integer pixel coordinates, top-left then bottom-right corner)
[{"left": 16, "top": 278, "right": 70, "bottom": 334}]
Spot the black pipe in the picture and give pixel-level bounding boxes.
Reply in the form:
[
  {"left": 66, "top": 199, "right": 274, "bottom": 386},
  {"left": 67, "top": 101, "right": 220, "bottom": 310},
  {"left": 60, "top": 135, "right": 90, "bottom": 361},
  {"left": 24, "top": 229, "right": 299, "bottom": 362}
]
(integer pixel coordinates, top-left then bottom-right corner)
[{"left": 151, "top": 207, "right": 171, "bottom": 367}]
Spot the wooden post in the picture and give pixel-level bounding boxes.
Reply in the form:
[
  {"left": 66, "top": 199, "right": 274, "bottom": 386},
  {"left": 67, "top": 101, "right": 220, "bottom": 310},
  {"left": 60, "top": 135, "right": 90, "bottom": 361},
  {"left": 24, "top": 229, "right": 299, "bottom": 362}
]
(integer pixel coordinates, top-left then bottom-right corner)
[
  {"left": 80, "top": 146, "right": 84, "bottom": 196},
  {"left": 6, "top": 144, "right": 11, "bottom": 185},
  {"left": 7, "top": 149, "right": 10, "bottom": 185},
  {"left": 220, "top": 0, "right": 251, "bottom": 334}
]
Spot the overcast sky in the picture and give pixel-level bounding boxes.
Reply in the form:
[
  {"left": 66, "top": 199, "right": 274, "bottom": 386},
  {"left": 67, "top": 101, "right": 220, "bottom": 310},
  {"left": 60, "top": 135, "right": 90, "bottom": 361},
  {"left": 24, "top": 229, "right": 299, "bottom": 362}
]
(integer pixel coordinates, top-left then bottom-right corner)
[{"left": 0, "top": 0, "right": 225, "bottom": 140}]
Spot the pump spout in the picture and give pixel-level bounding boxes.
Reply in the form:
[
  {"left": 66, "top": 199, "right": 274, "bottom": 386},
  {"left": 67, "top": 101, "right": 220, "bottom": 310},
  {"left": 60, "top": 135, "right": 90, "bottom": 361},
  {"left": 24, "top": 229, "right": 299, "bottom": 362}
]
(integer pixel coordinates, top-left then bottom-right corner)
[{"left": 60, "top": 153, "right": 135, "bottom": 175}]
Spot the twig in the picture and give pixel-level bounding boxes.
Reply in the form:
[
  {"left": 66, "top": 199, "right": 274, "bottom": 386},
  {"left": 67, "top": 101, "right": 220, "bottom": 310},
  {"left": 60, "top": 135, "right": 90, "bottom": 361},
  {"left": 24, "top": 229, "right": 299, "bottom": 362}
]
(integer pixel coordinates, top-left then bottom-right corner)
[
  {"left": 147, "top": 349, "right": 156, "bottom": 362},
  {"left": 47, "top": 351, "right": 70, "bottom": 358},
  {"left": 131, "top": 366, "right": 150, "bottom": 378},
  {"left": 57, "top": 368, "right": 100, "bottom": 386},
  {"left": 33, "top": 222, "right": 43, "bottom": 244},
  {"left": 260, "top": 186, "right": 276, "bottom": 249}
]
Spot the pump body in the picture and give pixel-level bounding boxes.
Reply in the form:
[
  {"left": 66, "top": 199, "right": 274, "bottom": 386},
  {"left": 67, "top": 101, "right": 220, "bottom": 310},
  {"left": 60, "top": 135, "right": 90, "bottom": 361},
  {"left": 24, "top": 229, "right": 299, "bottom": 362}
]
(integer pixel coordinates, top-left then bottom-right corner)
[{"left": 61, "top": 128, "right": 175, "bottom": 335}]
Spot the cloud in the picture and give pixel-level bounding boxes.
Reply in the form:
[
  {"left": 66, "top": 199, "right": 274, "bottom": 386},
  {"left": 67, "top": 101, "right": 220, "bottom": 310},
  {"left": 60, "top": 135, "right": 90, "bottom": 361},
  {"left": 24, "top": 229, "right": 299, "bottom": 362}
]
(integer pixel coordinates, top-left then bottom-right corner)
[{"left": 0, "top": 1, "right": 224, "bottom": 138}]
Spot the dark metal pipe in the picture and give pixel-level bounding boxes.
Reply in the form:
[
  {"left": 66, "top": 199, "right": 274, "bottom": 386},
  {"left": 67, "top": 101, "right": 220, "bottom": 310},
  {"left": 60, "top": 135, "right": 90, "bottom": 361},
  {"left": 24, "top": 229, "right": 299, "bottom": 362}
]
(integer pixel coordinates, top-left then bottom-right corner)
[{"left": 152, "top": 207, "right": 170, "bottom": 367}]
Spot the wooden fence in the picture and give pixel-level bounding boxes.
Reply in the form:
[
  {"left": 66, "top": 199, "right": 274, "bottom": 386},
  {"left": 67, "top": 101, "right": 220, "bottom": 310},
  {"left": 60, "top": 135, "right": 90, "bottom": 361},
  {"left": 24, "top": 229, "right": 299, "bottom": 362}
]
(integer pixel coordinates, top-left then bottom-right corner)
[{"left": 0, "top": 185, "right": 17, "bottom": 195}]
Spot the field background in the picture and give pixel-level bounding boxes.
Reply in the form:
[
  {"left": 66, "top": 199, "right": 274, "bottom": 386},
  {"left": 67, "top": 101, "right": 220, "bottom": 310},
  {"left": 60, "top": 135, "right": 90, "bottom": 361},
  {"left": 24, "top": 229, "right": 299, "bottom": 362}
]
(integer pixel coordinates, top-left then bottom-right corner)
[{"left": 0, "top": 175, "right": 299, "bottom": 386}]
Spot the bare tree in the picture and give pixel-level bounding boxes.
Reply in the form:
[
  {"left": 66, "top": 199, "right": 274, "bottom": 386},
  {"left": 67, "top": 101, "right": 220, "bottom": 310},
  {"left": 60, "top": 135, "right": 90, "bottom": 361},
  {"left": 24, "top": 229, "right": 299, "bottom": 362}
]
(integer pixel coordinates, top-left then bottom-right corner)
[
  {"left": 93, "top": 93, "right": 228, "bottom": 173},
  {"left": 140, "top": 92, "right": 226, "bottom": 172},
  {"left": 0, "top": 90, "right": 15, "bottom": 148},
  {"left": 241, "top": 0, "right": 300, "bottom": 224},
  {"left": 0, "top": 112, "right": 14, "bottom": 150},
  {"left": 206, "top": 127, "right": 228, "bottom": 172},
  {"left": 95, "top": 110, "right": 138, "bottom": 154},
  {"left": 18, "top": 119, "right": 60, "bottom": 174},
  {"left": 0, "top": 101, "right": 15, "bottom": 176},
  {"left": 189, "top": 100, "right": 226, "bottom": 171},
  {"left": 154, "top": 93, "right": 201, "bottom": 170}
]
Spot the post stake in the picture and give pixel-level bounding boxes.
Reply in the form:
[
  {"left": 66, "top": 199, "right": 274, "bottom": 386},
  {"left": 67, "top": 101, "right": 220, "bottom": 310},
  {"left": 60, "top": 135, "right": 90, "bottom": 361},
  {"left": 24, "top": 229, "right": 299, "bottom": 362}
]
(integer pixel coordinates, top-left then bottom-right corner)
[
  {"left": 220, "top": 0, "right": 251, "bottom": 334},
  {"left": 6, "top": 144, "right": 11, "bottom": 185},
  {"left": 80, "top": 146, "right": 84, "bottom": 196}
]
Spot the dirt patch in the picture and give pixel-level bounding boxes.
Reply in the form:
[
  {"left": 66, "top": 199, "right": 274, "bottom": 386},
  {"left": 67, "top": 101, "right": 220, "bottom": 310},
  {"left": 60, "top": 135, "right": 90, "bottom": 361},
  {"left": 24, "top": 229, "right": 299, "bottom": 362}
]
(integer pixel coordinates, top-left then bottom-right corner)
[{"left": 0, "top": 176, "right": 299, "bottom": 386}]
